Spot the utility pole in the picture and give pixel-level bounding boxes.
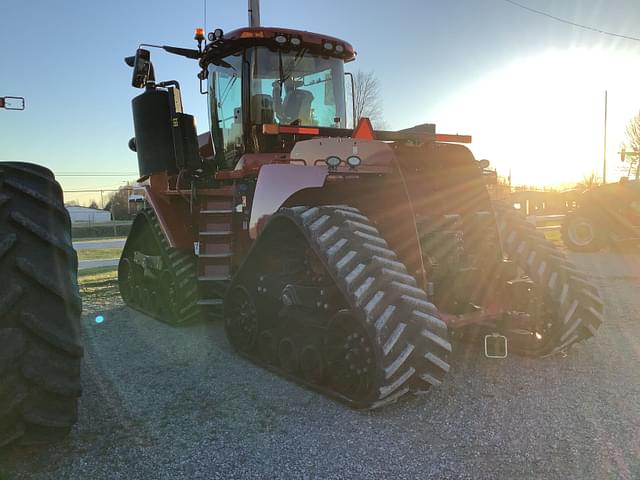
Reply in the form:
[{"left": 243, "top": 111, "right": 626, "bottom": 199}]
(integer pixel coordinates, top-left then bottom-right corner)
[{"left": 603, "top": 90, "right": 608, "bottom": 184}]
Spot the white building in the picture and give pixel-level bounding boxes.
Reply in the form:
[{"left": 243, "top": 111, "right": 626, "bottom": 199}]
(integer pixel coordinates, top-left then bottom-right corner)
[{"left": 65, "top": 205, "right": 112, "bottom": 224}]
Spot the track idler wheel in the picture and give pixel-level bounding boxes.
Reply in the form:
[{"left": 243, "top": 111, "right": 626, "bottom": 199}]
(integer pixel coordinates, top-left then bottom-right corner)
[
  {"left": 300, "top": 345, "right": 324, "bottom": 383},
  {"left": 118, "top": 258, "right": 135, "bottom": 304},
  {"left": 258, "top": 330, "right": 278, "bottom": 365},
  {"left": 278, "top": 337, "right": 299, "bottom": 373},
  {"left": 225, "top": 286, "right": 259, "bottom": 353},
  {"left": 324, "top": 310, "right": 377, "bottom": 403}
]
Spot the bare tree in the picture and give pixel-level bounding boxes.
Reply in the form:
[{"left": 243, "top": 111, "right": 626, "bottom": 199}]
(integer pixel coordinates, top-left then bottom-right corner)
[
  {"left": 576, "top": 171, "right": 602, "bottom": 190},
  {"left": 623, "top": 112, "right": 640, "bottom": 178},
  {"left": 104, "top": 183, "right": 135, "bottom": 220},
  {"left": 350, "top": 70, "right": 385, "bottom": 128}
]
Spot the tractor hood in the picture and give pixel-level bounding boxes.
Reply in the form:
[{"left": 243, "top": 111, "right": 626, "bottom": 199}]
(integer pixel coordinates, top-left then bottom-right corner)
[{"left": 290, "top": 138, "right": 395, "bottom": 173}]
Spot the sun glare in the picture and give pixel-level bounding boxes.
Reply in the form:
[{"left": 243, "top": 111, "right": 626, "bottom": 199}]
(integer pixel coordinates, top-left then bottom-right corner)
[{"left": 433, "top": 48, "right": 640, "bottom": 187}]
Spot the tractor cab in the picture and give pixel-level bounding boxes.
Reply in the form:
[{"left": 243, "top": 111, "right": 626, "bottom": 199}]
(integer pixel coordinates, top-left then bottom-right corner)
[{"left": 199, "top": 27, "right": 355, "bottom": 168}]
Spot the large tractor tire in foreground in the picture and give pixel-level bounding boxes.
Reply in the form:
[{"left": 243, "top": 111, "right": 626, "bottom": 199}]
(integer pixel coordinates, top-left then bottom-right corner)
[
  {"left": 225, "top": 205, "right": 451, "bottom": 409},
  {"left": 0, "top": 162, "right": 82, "bottom": 448},
  {"left": 494, "top": 204, "right": 603, "bottom": 356}
]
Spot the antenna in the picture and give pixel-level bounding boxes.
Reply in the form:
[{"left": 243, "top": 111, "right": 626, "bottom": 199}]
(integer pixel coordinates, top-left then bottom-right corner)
[
  {"left": 203, "top": 0, "right": 207, "bottom": 30},
  {"left": 248, "top": 0, "right": 261, "bottom": 27}
]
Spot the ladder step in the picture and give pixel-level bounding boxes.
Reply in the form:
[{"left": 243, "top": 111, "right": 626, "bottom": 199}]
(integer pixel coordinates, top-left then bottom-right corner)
[
  {"left": 199, "top": 275, "right": 232, "bottom": 282},
  {"left": 199, "top": 253, "right": 233, "bottom": 259},
  {"left": 200, "top": 231, "right": 233, "bottom": 236},
  {"left": 197, "top": 299, "right": 224, "bottom": 306},
  {"left": 201, "top": 209, "right": 234, "bottom": 214}
]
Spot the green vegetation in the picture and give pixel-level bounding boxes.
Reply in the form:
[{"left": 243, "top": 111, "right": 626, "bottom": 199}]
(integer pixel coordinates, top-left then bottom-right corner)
[
  {"left": 79, "top": 266, "right": 120, "bottom": 312},
  {"left": 79, "top": 266, "right": 118, "bottom": 283},
  {"left": 76, "top": 248, "right": 122, "bottom": 262},
  {"left": 72, "top": 221, "right": 132, "bottom": 240}
]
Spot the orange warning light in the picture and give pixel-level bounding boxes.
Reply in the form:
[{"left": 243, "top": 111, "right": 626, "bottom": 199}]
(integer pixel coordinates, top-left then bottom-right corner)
[{"left": 194, "top": 28, "right": 205, "bottom": 40}]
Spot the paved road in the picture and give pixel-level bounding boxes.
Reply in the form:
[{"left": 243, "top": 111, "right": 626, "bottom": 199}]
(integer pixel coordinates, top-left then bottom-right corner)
[
  {"left": 73, "top": 239, "right": 126, "bottom": 250},
  {"left": 1, "top": 251, "right": 639, "bottom": 479},
  {"left": 78, "top": 259, "right": 119, "bottom": 270}
]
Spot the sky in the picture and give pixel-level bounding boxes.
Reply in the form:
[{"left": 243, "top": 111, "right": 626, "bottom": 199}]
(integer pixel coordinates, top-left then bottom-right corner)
[{"left": 2, "top": 0, "right": 640, "bottom": 204}]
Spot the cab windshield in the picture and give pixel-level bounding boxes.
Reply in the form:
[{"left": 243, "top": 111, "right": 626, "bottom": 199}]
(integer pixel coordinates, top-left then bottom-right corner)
[{"left": 249, "top": 46, "right": 347, "bottom": 128}]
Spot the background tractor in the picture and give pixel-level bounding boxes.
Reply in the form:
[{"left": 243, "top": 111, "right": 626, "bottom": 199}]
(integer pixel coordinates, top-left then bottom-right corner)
[
  {"left": 118, "top": 0, "right": 603, "bottom": 409},
  {"left": 562, "top": 178, "right": 640, "bottom": 252}
]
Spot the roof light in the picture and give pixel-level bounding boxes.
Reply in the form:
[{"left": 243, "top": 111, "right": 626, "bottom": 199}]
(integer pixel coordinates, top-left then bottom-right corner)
[
  {"left": 323, "top": 41, "right": 334, "bottom": 51},
  {"left": 325, "top": 156, "right": 341, "bottom": 169},
  {"left": 208, "top": 28, "right": 224, "bottom": 41},
  {"left": 346, "top": 156, "right": 362, "bottom": 168},
  {"left": 194, "top": 28, "right": 205, "bottom": 41},
  {"left": 275, "top": 35, "right": 287, "bottom": 44},
  {"left": 290, "top": 37, "right": 302, "bottom": 46},
  {"left": 335, "top": 44, "right": 345, "bottom": 53},
  {"left": 240, "top": 30, "right": 265, "bottom": 38}
]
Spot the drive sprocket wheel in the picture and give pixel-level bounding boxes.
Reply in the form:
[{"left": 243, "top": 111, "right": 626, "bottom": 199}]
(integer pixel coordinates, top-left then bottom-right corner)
[
  {"left": 225, "top": 285, "right": 259, "bottom": 352},
  {"left": 324, "top": 310, "right": 377, "bottom": 402}
]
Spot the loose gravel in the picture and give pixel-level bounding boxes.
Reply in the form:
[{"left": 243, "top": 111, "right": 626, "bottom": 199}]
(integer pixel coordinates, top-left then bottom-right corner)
[{"left": 1, "top": 251, "right": 639, "bottom": 479}]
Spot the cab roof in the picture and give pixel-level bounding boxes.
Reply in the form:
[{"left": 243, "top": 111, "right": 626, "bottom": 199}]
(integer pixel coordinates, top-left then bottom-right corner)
[{"left": 200, "top": 26, "right": 356, "bottom": 67}]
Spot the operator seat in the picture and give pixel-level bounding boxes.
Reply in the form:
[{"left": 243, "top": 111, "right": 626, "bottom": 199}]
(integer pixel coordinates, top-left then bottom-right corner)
[
  {"left": 282, "top": 89, "right": 313, "bottom": 125},
  {"left": 251, "top": 94, "right": 275, "bottom": 124}
]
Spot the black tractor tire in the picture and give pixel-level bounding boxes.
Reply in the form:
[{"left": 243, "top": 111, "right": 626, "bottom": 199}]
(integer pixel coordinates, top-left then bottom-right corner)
[
  {"left": 0, "top": 162, "right": 82, "bottom": 448},
  {"left": 494, "top": 203, "right": 603, "bottom": 356},
  {"left": 561, "top": 212, "right": 604, "bottom": 252}
]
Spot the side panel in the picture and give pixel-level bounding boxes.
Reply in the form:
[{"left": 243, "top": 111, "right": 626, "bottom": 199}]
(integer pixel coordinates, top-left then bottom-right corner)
[
  {"left": 144, "top": 187, "right": 195, "bottom": 250},
  {"left": 249, "top": 164, "right": 327, "bottom": 238}
]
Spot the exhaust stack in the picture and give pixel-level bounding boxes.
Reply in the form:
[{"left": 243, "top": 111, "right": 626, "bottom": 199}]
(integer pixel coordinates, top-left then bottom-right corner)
[{"left": 248, "top": 0, "right": 261, "bottom": 27}]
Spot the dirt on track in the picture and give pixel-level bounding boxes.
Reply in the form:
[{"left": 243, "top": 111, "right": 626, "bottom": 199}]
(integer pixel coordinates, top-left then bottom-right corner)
[{"left": 1, "top": 251, "right": 640, "bottom": 479}]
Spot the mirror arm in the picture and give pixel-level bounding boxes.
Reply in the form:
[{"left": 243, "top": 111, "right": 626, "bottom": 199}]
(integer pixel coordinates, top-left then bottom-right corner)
[{"left": 345, "top": 72, "right": 356, "bottom": 129}]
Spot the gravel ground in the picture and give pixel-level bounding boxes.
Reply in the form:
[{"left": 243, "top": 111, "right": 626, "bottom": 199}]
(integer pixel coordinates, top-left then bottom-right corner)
[{"left": 1, "top": 251, "right": 639, "bottom": 479}]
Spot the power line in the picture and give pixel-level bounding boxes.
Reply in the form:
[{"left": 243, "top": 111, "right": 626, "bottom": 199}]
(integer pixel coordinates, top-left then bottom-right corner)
[{"left": 501, "top": 0, "right": 640, "bottom": 42}]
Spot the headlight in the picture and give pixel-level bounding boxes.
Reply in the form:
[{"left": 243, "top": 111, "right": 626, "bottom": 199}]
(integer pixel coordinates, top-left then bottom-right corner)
[
  {"left": 346, "top": 156, "right": 361, "bottom": 168},
  {"left": 325, "top": 156, "right": 341, "bottom": 169},
  {"left": 478, "top": 159, "right": 490, "bottom": 169}
]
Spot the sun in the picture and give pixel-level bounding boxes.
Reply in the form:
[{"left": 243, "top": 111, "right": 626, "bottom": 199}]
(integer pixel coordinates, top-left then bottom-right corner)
[{"left": 432, "top": 48, "right": 640, "bottom": 187}]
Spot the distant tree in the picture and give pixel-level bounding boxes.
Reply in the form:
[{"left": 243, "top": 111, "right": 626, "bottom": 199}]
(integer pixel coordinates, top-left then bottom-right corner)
[
  {"left": 626, "top": 111, "right": 640, "bottom": 153},
  {"left": 105, "top": 183, "right": 135, "bottom": 220},
  {"left": 576, "top": 171, "right": 602, "bottom": 191},
  {"left": 88, "top": 200, "right": 99, "bottom": 210},
  {"left": 350, "top": 70, "right": 385, "bottom": 129},
  {"left": 65, "top": 200, "right": 79, "bottom": 207},
  {"left": 623, "top": 112, "right": 640, "bottom": 179}
]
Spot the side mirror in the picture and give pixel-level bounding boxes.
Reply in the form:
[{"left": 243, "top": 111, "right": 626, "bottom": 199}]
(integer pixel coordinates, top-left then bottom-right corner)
[{"left": 130, "top": 49, "right": 152, "bottom": 88}]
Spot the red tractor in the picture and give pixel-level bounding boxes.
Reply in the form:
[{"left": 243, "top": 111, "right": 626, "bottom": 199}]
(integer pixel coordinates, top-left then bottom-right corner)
[{"left": 119, "top": 1, "right": 603, "bottom": 409}]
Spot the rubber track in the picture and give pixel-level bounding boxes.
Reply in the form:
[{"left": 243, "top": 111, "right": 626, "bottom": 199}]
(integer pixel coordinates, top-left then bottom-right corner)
[
  {"left": 0, "top": 162, "right": 82, "bottom": 448},
  {"left": 119, "top": 208, "right": 201, "bottom": 325},
  {"left": 240, "top": 205, "right": 452, "bottom": 409},
  {"left": 494, "top": 203, "right": 604, "bottom": 356}
]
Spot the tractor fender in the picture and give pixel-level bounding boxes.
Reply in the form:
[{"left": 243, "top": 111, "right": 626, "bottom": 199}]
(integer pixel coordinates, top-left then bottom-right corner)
[
  {"left": 249, "top": 164, "right": 327, "bottom": 238},
  {"left": 142, "top": 186, "right": 195, "bottom": 249}
]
